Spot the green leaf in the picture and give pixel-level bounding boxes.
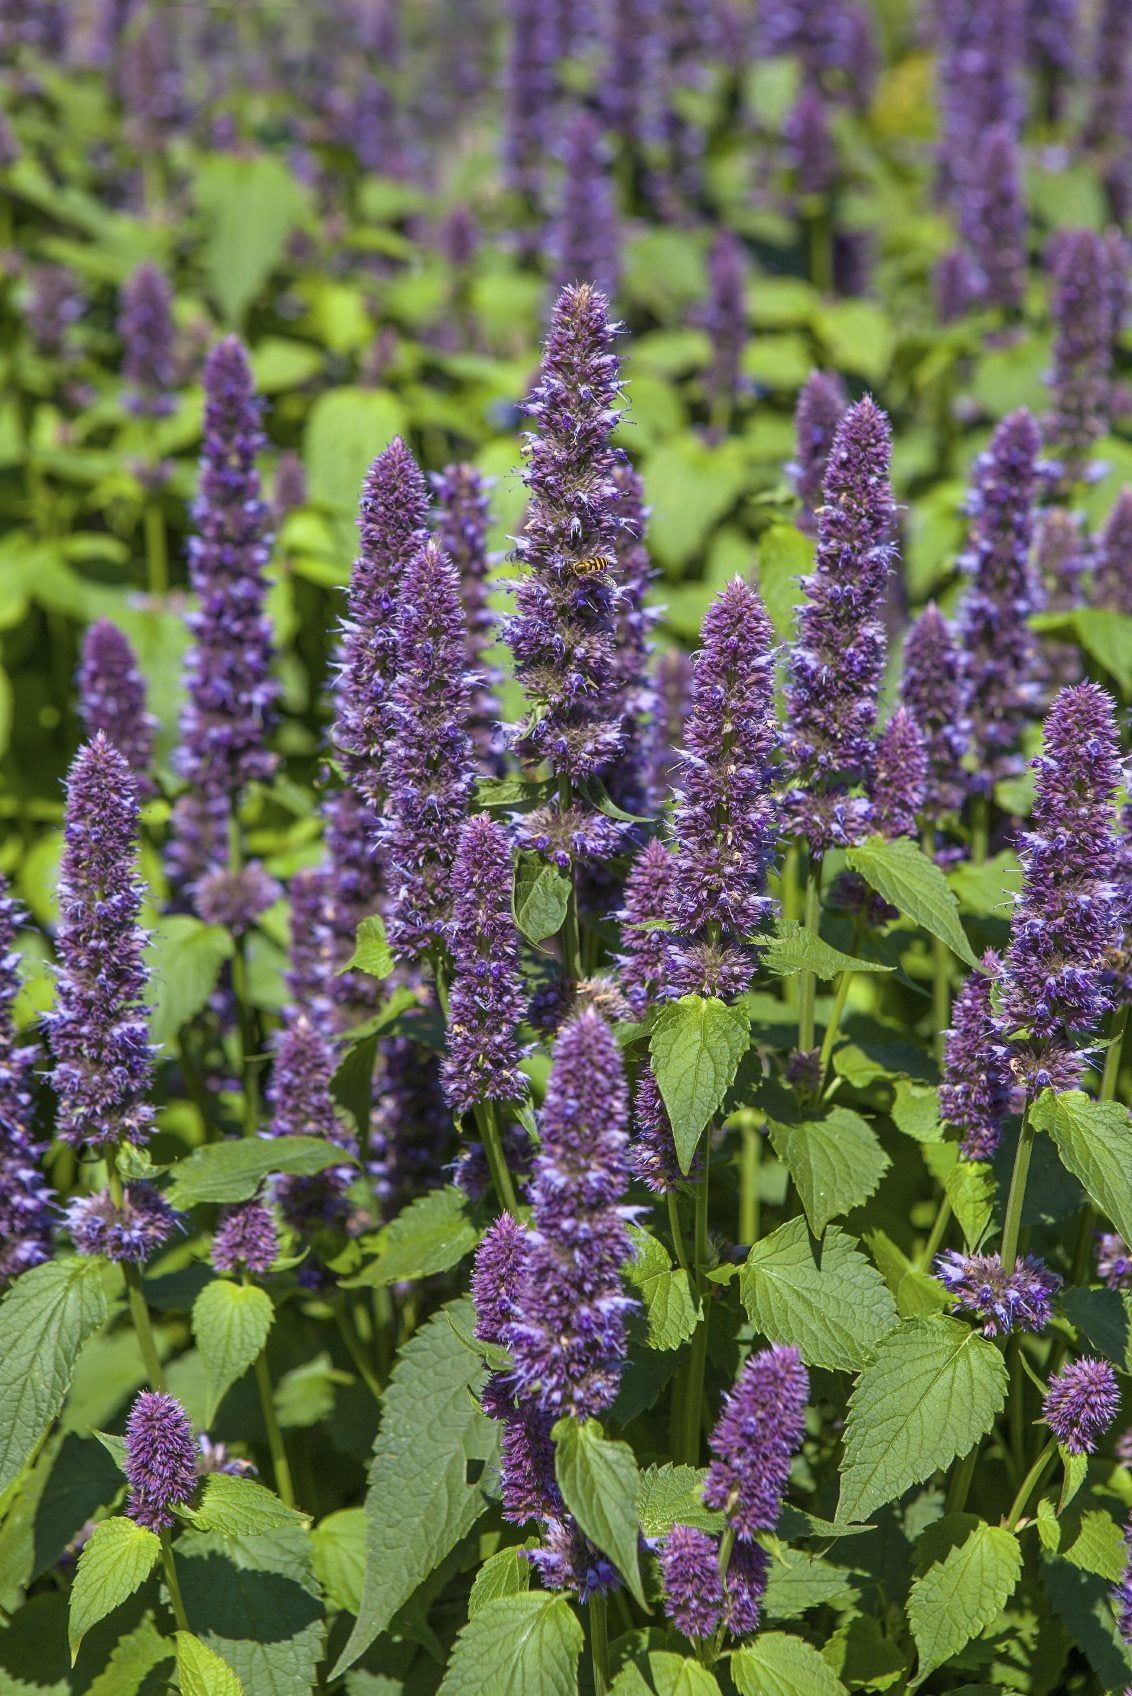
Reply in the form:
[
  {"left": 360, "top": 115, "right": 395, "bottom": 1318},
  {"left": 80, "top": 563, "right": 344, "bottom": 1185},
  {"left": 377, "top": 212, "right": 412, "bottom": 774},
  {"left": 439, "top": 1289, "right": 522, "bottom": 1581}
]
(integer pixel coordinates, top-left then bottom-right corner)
[
  {"left": 837, "top": 1318, "right": 1008, "bottom": 1522},
  {"left": 68, "top": 1516, "right": 160, "bottom": 1658},
  {"left": 740, "top": 1218, "right": 898, "bottom": 1372},
  {"left": 175, "top": 1632, "right": 245, "bottom": 1696},
  {"left": 146, "top": 917, "right": 234, "bottom": 1046},
  {"left": 332, "top": 1298, "right": 499, "bottom": 1676},
  {"left": 845, "top": 836, "right": 978, "bottom": 968},
  {"left": 468, "top": 1545, "right": 533, "bottom": 1617},
  {"left": 437, "top": 1592, "right": 584, "bottom": 1696},
  {"left": 650, "top": 996, "right": 750, "bottom": 1172},
  {"left": 177, "top": 1525, "right": 324, "bottom": 1696},
  {"left": 311, "top": 1508, "right": 366, "bottom": 1614},
  {"left": 512, "top": 852, "right": 571, "bottom": 944},
  {"left": 342, "top": 1188, "right": 478, "bottom": 1289},
  {"left": 195, "top": 153, "right": 310, "bottom": 325},
  {"left": 908, "top": 1522, "right": 1022, "bottom": 1677},
  {"left": 553, "top": 1417, "right": 646, "bottom": 1606},
  {"left": 1031, "top": 1089, "right": 1132, "bottom": 1243},
  {"left": 192, "top": 1280, "right": 274, "bottom": 1423},
  {"left": 637, "top": 1464, "right": 723, "bottom": 1538},
  {"left": 624, "top": 1229, "right": 701, "bottom": 1350},
  {"left": 303, "top": 387, "right": 407, "bottom": 514},
  {"left": 890, "top": 1082, "right": 943, "bottom": 1144},
  {"left": 1072, "top": 607, "right": 1132, "bottom": 697},
  {"left": 82, "top": 1613, "right": 173, "bottom": 1695},
  {"left": 731, "top": 1630, "right": 849, "bottom": 1696},
  {"left": 184, "top": 1473, "right": 304, "bottom": 1537},
  {"left": 767, "top": 1109, "right": 890, "bottom": 1236},
  {"left": 0, "top": 1257, "right": 111, "bottom": 1497},
  {"left": 341, "top": 915, "right": 394, "bottom": 981},
  {"left": 764, "top": 1549, "right": 859, "bottom": 1621},
  {"left": 762, "top": 922, "right": 892, "bottom": 981},
  {"left": 610, "top": 1651, "right": 723, "bottom": 1695},
  {"left": 168, "top": 1135, "right": 353, "bottom": 1208}
]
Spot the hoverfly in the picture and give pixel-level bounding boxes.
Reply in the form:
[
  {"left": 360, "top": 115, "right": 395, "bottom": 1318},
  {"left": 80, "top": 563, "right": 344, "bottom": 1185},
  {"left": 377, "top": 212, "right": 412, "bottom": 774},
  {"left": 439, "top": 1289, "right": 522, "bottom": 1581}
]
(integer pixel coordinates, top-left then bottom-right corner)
[{"left": 571, "top": 553, "right": 613, "bottom": 575}]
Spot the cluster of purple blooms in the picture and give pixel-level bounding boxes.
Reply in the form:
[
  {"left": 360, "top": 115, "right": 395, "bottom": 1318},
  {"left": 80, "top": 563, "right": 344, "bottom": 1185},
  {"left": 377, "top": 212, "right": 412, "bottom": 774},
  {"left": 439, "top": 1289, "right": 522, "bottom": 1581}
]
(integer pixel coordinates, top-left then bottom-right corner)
[{"left": 124, "top": 1391, "right": 198, "bottom": 1532}]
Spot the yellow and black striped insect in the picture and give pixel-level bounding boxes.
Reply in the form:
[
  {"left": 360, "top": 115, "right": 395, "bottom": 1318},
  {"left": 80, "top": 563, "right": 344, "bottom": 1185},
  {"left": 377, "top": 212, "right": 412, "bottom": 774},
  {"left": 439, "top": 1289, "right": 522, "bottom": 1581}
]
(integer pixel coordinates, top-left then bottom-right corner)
[{"left": 571, "top": 554, "right": 613, "bottom": 576}]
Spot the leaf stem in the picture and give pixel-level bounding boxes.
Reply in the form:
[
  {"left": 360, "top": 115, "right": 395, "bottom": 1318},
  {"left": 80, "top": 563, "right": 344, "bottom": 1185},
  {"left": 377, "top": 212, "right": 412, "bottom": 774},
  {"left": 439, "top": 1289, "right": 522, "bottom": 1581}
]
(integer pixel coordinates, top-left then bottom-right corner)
[
  {"left": 253, "top": 1347, "right": 296, "bottom": 1509},
  {"left": 797, "top": 857, "right": 823, "bottom": 1055},
  {"left": 917, "top": 1197, "right": 952, "bottom": 1272},
  {"left": 334, "top": 1300, "right": 384, "bottom": 1403},
  {"left": 159, "top": 1529, "right": 190, "bottom": 1632},
  {"left": 558, "top": 776, "right": 582, "bottom": 984},
  {"left": 999, "top": 1099, "right": 1035, "bottom": 1274},
  {"left": 667, "top": 1191, "right": 690, "bottom": 1271},
  {"left": 677, "top": 1138, "right": 712, "bottom": 1465},
  {"left": 144, "top": 499, "right": 168, "bottom": 601},
  {"left": 474, "top": 1098, "right": 519, "bottom": 1216},
  {"left": 124, "top": 1262, "right": 167, "bottom": 1392},
  {"left": 1004, "top": 1437, "right": 1058, "bottom": 1532},
  {"left": 738, "top": 1114, "right": 760, "bottom": 1246},
  {"left": 589, "top": 1593, "right": 610, "bottom": 1696},
  {"left": 945, "top": 1442, "right": 979, "bottom": 1514}
]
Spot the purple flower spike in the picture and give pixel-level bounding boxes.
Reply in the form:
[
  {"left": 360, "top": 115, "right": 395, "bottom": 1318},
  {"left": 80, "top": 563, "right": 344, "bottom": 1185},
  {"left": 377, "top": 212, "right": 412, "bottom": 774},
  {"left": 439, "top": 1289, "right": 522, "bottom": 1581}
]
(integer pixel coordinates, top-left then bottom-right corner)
[
  {"left": 267, "top": 1013, "right": 357, "bottom": 1232},
  {"left": 125, "top": 1391, "right": 197, "bottom": 1531},
  {"left": 617, "top": 838, "right": 676, "bottom": 1015},
  {"left": 504, "top": 1010, "right": 635, "bottom": 1419},
  {"left": 168, "top": 336, "right": 276, "bottom": 896},
  {"left": 704, "top": 232, "right": 748, "bottom": 431},
  {"left": 956, "top": 408, "right": 1043, "bottom": 793},
  {"left": 383, "top": 540, "right": 475, "bottom": 964},
  {"left": 941, "top": 953, "right": 1013, "bottom": 1162},
  {"left": 47, "top": 736, "right": 154, "bottom": 1151},
  {"left": 869, "top": 708, "right": 927, "bottom": 840},
  {"left": 472, "top": 1213, "right": 526, "bottom": 1346},
  {"left": 1043, "top": 229, "right": 1114, "bottom": 483},
  {"left": 645, "top": 647, "right": 694, "bottom": 809},
  {"left": 660, "top": 1525, "right": 723, "bottom": 1640},
  {"left": 66, "top": 1184, "right": 178, "bottom": 1264},
  {"left": 1115, "top": 1517, "right": 1132, "bottom": 1643},
  {"left": 669, "top": 578, "right": 778, "bottom": 1001},
  {"left": 900, "top": 605, "right": 968, "bottom": 821},
  {"left": 936, "top": 1249, "right": 1061, "bottom": 1336},
  {"left": 606, "top": 462, "right": 657, "bottom": 813},
  {"left": 1044, "top": 1357, "right": 1121, "bottom": 1454},
  {"left": 934, "top": 0, "right": 1025, "bottom": 211},
  {"left": 212, "top": 1201, "right": 278, "bottom": 1275},
  {"left": 933, "top": 248, "right": 983, "bottom": 324},
  {"left": 960, "top": 125, "right": 1026, "bottom": 316},
  {"left": 724, "top": 1540, "right": 770, "bottom": 1636},
  {"left": 783, "top": 396, "right": 897, "bottom": 853},
  {"left": 629, "top": 1069, "right": 686, "bottom": 1194},
  {"left": 333, "top": 437, "right": 430, "bottom": 814},
  {"left": 1000, "top": 683, "right": 1123, "bottom": 1094},
  {"left": 703, "top": 1344, "right": 809, "bottom": 1538},
  {"left": 503, "top": 0, "right": 558, "bottom": 203},
  {"left": 77, "top": 620, "right": 156, "bottom": 796},
  {"left": 434, "top": 463, "right": 501, "bottom": 773},
  {"left": 790, "top": 370, "right": 848, "bottom": 534},
  {"left": 442, "top": 815, "right": 527, "bottom": 1113},
  {"left": 508, "top": 283, "right": 626, "bottom": 785},
  {"left": 1098, "top": 1233, "right": 1132, "bottom": 1290},
  {"left": 274, "top": 451, "right": 307, "bottom": 520},
  {"left": 550, "top": 108, "right": 620, "bottom": 303},
  {"left": 785, "top": 87, "right": 837, "bottom": 198},
  {"left": 119, "top": 262, "right": 176, "bottom": 418},
  {"left": 1094, "top": 488, "right": 1132, "bottom": 615},
  {"left": 0, "top": 875, "right": 51, "bottom": 1285}
]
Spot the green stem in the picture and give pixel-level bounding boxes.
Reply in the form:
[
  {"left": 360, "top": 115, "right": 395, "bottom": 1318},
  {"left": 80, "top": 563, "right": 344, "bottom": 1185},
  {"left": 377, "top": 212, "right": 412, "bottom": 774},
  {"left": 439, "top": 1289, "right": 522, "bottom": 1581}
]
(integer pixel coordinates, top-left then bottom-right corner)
[
  {"left": 475, "top": 1099, "right": 519, "bottom": 1215},
  {"left": 589, "top": 1593, "right": 610, "bottom": 1696},
  {"left": 931, "top": 935, "right": 951, "bottom": 1067},
  {"left": 818, "top": 964, "right": 855, "bottom": 1089},
  {"left": 1000, "top": 1100, "right": 1035, "bottom": 1274},
  {"left": 1100, "top": 1005, "right": 1128, "bottom": 1103},
  {"left": 738, "top": 1116, "right": 760, "bottom": 1246},
  {"left": 971, "top": 794, "right": 990, "bottom": 866},
  {"left": 1004, "top": 1437, "right": 1058, "bottom": 1532},
  {"left": 797, "top": 859, "right": 823, "bottom": 1055},
  {"left": 124, "top": 1263, "right": 166, "bottom": 1391},
  {"left": 946, "top": 1442, "right": 979, "bottom": 1515},
  {"left": 231, "top": 934, "right": 259, "bottom": 1136},
  {"left": 335, "top": 1302, "right": 384, "bottom": 1402},
  {"left": 678, "top": 1139, "right": 712, "bottom": 1465},
  {"left": 918, "top": 1197, "right": 952, "bottom": 1271},
  {"left": 253, "top": 1348, "right": 296, "bottom": 1509},
  {"left": 144, "top": 499, "right": 167, "bottom": 600},
  {"left": 159, "top": 1529, "right": 190, "bottom": 1632},
  {"left": 667, "top": 1191, "right": 690, "bottom": 1271}
]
